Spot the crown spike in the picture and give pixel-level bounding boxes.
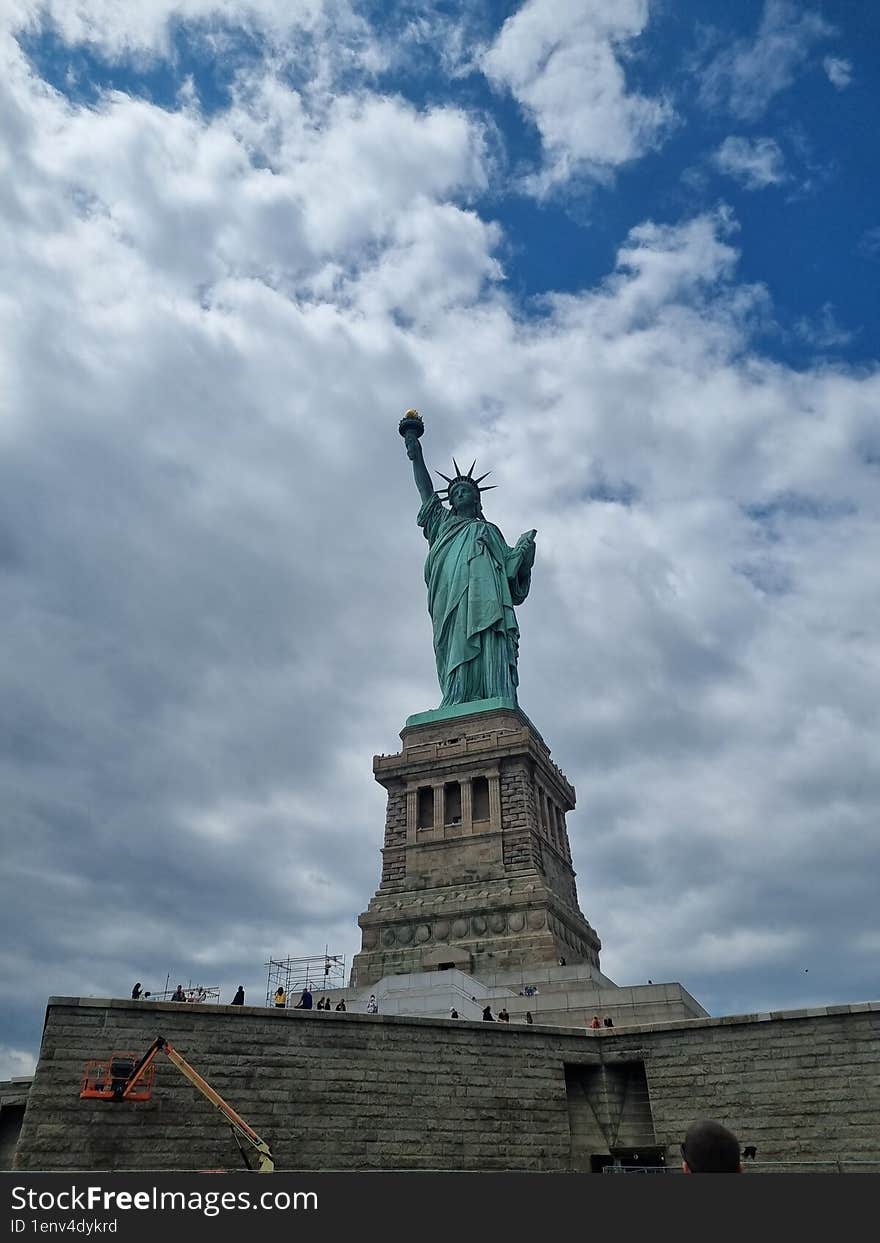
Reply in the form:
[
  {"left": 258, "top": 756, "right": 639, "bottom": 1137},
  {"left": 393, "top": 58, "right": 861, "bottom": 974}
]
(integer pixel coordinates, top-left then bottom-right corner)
[
  {"left": 436, "top": 472, "right": 454, "bottom": 484},
  {"left": 474, "top": 472, "right": 491, "bottom": 485},
  {"left": 467, "top": 460, "right": 477, "bottom": 479},
  {"left": 479, "top": 484, "right": 497, "bottom": 492},
  {"left": 452, "top": 458, "right": 462, "bottom": 478}
]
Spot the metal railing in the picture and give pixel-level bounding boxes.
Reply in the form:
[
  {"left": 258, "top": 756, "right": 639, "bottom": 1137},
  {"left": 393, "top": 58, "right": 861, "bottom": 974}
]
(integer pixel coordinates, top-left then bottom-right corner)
[
  {"left": 603, "top": 1160, "right": 880, "bottom": 1174},
  {"left": 602, "top": 1164, "right": 671, "bottom": 1174}
]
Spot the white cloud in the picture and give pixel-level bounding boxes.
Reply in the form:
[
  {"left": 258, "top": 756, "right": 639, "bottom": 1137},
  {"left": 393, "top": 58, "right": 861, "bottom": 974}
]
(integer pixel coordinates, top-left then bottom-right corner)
[
  {"left": 795, "top": 301, "right": 855, "bottom": 349},
  {"left": 852, "top": 930, "right": 880, "bottom": 954},
  {"left": 0, "top": 1046, "right": 36, "bottom": 1080},
  {"left": 5, "top": 0, "right": 378, "bottom": 63},
  {"left": 6, "top": 52, "right": 488, "bottom": 295},
  {"left": 712, "top": 135, "right": 787, "bottom": 189},
  {"left": 339, "top": 199, "right": 503, "bottom": 323},
  {"left": 823, "top": 55, "right": 852, "bottom": 90},
  {"left": 481, "top": 0, "right": 674, "bottom": 194},
  {"left": 1, "top": 11, "right": 879, "bottom": 1073},
  {"left": 700, "top": 0, "right": 833, "bottom": 120},
  {"left": 858, "top": 225, "right": 880, "bottom": 260}
]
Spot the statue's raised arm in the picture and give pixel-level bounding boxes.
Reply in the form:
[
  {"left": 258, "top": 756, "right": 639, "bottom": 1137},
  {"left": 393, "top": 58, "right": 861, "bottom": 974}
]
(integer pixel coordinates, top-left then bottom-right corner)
[
  {"left": 397, "top": 409, "right": 536, "bottom": 710},
  {"left": 399, "top": 410, "right": 434, "bottom": 504}
]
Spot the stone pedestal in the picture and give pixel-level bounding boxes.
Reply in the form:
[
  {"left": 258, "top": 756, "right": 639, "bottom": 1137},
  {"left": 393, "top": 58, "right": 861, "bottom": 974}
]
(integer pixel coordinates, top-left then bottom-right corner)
[{"left": 351, "top": 705, "right": 601, "bottom": 988}]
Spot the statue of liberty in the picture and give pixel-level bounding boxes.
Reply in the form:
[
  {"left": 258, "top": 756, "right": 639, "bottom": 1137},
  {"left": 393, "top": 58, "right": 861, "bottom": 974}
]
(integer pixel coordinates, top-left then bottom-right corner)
[{"left": 399, "top": 410, "right": 537, "bottom": 707}]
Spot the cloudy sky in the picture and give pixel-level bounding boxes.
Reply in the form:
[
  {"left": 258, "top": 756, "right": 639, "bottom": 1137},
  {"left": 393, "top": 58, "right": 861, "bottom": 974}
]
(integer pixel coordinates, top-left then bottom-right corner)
[{"left": 2, "top": 0, "right": 879, "bottom": 1077}]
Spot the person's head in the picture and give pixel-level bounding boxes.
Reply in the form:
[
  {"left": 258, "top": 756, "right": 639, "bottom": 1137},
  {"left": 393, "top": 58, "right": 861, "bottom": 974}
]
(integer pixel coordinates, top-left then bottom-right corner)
[
  {"left": 448, "top": 478, "right": 481, "bottom": 518},
  {"left": 681, "top": 1120, "right": 742, "bottom": 1173}
]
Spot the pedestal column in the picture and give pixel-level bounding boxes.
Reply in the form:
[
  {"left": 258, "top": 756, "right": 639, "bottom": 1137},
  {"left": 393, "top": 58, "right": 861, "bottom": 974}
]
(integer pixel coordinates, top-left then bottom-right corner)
[{"left": 352, "top": 705, "right": 601, "bottom": 988}]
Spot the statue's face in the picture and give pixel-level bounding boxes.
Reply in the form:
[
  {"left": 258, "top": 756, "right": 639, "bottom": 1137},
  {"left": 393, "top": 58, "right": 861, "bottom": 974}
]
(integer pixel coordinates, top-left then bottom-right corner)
[{"left": 450, "top": 481, "right": 479, "bottom": 516}]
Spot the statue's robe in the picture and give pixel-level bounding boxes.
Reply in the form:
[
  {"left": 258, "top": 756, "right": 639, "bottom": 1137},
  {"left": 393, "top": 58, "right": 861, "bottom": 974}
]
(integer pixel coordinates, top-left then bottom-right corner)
[{"left": 418, "top": 493, "right": 532, "bottom": 706}]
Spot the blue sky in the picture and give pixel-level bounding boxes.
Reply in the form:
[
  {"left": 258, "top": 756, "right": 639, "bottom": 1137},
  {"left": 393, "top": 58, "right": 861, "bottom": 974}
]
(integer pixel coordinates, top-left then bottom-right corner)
[
  {"left": 1, "top": 0, "right": 879, "bottom": 1077},
  {"left": 19, "top": 0, "right": 879, "bottom": 361}
]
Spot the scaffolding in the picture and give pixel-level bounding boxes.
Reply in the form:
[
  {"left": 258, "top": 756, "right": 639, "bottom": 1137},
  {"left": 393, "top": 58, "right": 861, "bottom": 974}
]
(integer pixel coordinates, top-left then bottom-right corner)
[
  {"left": 144, "top": 982, "right": 221, "bottom": 1003},
  {"left": 139, "top": 974, "right": 219, "bottom": 1004},
  {"left": 265, "top": 952, "right": 345, "bottom": 1008}
]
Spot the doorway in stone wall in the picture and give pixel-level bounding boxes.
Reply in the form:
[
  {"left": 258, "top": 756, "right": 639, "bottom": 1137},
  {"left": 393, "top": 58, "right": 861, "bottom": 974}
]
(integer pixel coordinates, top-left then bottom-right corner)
[{"left": 565, "top": 1061, "right": 657, "bottom": 1173}]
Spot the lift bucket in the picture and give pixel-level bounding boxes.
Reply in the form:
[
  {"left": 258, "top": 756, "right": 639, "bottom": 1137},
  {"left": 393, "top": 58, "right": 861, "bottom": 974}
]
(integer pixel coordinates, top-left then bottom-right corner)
[{"left": 80, "top": 1054, "right": 155, "bottom": 1101}]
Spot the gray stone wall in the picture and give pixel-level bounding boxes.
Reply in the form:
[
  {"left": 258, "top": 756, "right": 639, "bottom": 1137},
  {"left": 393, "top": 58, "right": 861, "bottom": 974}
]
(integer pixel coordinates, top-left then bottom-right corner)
[
  {"left": 632, "top": 1006, "right": 880, "bottom": 1168},
  {"left": 1, "top": 1078, "right": 31, "bottom": 1170},
  {"left": 14, "top": 997, "right": 880, "bottom": 1172},
  {"left": 499, "top": 758, "right": 533, "bottom": 872},
  {"left": 16, "top": 1000, "right": 573, "bottom": 1172}
]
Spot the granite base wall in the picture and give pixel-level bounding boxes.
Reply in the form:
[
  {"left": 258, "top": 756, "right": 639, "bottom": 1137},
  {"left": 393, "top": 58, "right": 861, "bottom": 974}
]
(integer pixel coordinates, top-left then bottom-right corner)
[{"left": 13, "top": 997, "right": 880, "bottom": 1172}]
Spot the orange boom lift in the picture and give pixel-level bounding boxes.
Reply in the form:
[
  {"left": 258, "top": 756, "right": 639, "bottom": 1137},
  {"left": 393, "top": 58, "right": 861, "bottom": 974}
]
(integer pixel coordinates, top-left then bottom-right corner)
[{"left": 80, "top": 1035, "right": 275, "bottom": 1172}]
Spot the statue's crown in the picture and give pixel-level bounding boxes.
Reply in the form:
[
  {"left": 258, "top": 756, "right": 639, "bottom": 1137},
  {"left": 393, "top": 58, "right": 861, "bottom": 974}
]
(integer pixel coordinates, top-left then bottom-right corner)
[{"left": 436, "top": 458, "right": 496, "bottom": 501}]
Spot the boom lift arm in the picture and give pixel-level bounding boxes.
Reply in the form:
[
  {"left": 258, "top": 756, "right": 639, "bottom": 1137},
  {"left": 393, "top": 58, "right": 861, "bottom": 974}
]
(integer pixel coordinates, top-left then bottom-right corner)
[{"left": 81, "top": 1035, "right": 274, "bottom": 1173}]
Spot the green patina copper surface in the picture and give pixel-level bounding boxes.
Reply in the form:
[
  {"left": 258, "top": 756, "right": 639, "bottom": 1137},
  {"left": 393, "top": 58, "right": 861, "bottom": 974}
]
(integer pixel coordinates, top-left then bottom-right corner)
[
  {"left": 404, "top": 697, "right": 544, "bottom": 741},
  {"left": 399, "top": 411, "right": 537, "bottom": 712}
]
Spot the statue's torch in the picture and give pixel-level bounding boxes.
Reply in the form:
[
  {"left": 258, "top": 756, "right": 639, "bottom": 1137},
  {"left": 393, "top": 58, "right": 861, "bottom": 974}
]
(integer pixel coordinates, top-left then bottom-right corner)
[{"left": 398, "top": 409, "right": 424, "bottom": 460}]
